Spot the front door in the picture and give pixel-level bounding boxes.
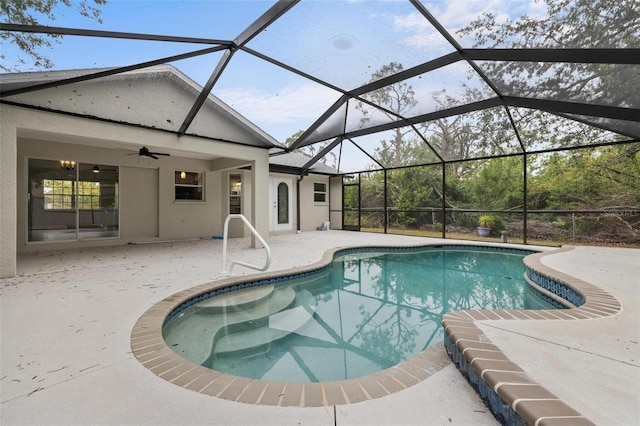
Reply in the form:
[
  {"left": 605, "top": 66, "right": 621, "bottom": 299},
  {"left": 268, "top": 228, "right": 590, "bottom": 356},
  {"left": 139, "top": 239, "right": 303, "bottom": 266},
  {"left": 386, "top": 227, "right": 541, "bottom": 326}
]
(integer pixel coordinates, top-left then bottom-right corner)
[{"left": 269, "top": 178, "right": 292, "bottom": 231}]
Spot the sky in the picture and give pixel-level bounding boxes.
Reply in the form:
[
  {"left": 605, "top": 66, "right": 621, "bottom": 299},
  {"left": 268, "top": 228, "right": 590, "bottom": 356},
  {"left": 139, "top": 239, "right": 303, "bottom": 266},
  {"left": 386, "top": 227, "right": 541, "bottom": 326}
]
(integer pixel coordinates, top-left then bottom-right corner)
[{"left": 1, "top": 0, "right": 548, "bottom": 148}]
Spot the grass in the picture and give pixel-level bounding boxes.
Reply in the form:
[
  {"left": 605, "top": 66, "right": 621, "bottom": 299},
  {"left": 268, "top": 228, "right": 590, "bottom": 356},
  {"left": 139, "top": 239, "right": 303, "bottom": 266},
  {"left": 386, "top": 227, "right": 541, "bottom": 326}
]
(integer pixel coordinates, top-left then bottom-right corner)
[{"left": 357, "top": 227, "right": 640, "bottom": 248}]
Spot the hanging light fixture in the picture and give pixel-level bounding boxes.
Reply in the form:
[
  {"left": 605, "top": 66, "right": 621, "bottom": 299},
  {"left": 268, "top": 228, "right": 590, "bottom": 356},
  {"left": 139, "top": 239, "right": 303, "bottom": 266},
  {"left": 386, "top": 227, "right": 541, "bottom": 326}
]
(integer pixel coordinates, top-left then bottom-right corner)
[
  {"left": 92, "top": 165, "right": 100, "bottom": 173},
  {"left": 180, "top": 171, "right": 186, "bottom": 179},
  {"left": 60, "top": 160, "right": 76, "bottom": 170}
]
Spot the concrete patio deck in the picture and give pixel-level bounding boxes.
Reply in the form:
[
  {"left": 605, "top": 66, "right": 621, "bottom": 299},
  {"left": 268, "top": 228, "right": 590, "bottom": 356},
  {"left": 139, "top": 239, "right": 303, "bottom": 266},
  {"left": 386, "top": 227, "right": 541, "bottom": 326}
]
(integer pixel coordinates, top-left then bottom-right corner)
[{"left": 1, "top": 231, "right": 638, "bottom": 425}]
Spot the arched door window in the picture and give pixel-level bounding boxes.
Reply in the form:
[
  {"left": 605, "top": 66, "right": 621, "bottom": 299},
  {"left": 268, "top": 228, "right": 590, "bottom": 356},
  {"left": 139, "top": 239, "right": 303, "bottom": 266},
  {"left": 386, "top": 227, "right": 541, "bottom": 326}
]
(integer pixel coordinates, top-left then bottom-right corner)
[
  {"left": 277, "top": 182, "right": 289, "bottom": 224},
  {"left": 270, "top": 178, "right": 292, "bottom": 231}
]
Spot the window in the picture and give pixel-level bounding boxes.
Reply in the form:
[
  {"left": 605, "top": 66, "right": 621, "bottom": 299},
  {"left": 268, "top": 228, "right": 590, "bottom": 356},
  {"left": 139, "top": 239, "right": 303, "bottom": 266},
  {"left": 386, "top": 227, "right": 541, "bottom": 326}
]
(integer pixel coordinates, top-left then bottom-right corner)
[
  {"left": 78, "top": 181, "right": 101, "bottom": 209},
  {"left": 175, "top": 171, "right": 204, "bottom": 201},
  {"left": 229, "top": 174, "right": 241, "bottom": 214},
  {"left": 43, "top": 179, "right": 100, "bottom": 210},
  {"left": 28, "top": 159, "right": 119, "bottom": 242},
  {"left": 314, "top": 182, "right": 327, "bottom": 203}
]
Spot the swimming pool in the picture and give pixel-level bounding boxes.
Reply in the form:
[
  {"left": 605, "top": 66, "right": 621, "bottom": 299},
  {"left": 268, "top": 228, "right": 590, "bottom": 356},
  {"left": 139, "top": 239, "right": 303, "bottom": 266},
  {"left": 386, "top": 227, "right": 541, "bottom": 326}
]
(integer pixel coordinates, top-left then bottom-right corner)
[{"left": 162, "top": 246, "right": 558, "bottom": 383}]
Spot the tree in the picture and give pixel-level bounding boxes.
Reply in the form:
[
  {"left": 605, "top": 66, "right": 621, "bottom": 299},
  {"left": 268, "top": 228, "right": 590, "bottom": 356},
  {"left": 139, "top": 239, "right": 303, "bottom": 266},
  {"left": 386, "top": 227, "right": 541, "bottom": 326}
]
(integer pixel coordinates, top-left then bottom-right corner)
[
  {"left": 458, "top": 0, "right": 640, "bottom": 119},
  {"left": 387, "top": 165, "right": 440, "bottom": 228},
  {"left": 356, "top": 62, "right": 419, "bottom": 167},
  {"left": 464, "top": 157, "right": 524, "bottom": 210},
  {"left": 459, "top": 0, "right": 638, "bottom": 49},
  {"left": 529, "top": 145, "right": 640, "bottom": 210},
  {"left": 284, "top": 130, "right": 337, "bottom": 169},
  {"left": 1, "top": 0, "right": 106, "bottom": 71},
  {"left": 354, "top": 63, "right": 484, "bottom": 229}
]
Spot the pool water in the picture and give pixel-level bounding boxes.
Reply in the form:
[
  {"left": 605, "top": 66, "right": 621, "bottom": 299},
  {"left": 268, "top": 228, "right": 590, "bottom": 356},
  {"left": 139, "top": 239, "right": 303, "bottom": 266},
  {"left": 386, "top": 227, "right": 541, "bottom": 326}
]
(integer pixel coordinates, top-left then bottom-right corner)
[{"left": 162, "top": 246, "right": 557, "bottom": 383}]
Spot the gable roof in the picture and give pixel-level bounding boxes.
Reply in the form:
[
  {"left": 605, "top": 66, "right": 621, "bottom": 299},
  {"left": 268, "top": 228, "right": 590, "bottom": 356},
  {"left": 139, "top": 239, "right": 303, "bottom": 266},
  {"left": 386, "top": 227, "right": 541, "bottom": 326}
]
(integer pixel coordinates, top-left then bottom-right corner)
[
  {"left": 0, "top": 64, "right": 284, "bottom": 150},
  {"left": 269, "top": 151, "right": 338, "bottom": 175}
]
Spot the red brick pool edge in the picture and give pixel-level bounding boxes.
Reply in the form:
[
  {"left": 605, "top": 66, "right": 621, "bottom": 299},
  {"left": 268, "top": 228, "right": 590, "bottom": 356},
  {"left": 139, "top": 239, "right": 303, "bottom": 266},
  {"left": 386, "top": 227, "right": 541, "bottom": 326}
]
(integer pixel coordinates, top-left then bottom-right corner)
[
  {"left": 443, "top": 246, "right": 621, "bottom": 425},
  {"left": 130, "top": 244, "right": 621, "bottom": 420}
]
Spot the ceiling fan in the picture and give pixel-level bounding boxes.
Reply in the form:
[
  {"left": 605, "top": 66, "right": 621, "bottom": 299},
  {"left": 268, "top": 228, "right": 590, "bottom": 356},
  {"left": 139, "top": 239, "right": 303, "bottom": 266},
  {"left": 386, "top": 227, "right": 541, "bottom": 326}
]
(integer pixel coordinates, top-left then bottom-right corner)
[{"left": 129, "top": 146, "right": 170, "bottom": 160}]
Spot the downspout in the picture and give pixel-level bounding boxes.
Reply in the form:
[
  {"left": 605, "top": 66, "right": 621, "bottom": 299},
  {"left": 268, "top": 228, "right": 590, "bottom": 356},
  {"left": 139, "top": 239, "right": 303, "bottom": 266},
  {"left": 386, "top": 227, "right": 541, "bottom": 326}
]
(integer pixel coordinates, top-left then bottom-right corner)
[
  {"left": 523, "top": 153, "right": 528, "bottom": 244},
  {"left": 384, "top": 169, "right": 388, "bottom": 234},
  {"left": 296, "top": 174, "right": 303, "bottom": 232},
  {"left": 442, "top": 163, "right": 446, "bottom": 239}
]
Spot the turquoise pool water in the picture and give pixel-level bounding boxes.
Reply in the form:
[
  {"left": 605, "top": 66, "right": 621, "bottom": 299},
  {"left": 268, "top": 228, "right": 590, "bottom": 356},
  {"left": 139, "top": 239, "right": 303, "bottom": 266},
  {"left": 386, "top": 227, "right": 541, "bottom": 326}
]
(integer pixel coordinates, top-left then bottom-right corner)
[{"left": 162, "top": 246, "right": 557, "bottom": 383}]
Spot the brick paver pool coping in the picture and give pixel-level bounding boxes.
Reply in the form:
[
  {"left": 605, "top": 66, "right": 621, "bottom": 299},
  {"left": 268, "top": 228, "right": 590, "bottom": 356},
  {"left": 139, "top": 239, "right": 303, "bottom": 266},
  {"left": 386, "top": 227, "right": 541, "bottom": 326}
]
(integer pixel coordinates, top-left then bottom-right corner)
[
  {"left": 443, "top": 246, "right": 621, "bottom": 425},
  {"left": 131, "top": 244, "right": 620, "bottom": 423}
]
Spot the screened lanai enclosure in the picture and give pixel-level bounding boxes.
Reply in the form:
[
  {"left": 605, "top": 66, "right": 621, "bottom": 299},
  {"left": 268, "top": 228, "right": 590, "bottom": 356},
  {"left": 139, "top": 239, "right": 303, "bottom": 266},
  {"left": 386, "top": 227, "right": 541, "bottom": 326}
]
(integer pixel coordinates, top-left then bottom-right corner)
[{"left": 2, "top": 0, "right": 639, "bottom": 246}]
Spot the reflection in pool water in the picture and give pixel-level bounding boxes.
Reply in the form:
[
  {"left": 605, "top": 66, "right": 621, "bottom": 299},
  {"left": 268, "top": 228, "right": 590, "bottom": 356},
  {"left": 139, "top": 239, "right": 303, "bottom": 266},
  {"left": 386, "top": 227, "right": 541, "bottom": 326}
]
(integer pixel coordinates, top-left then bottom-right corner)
[{"left": 162, "top": 247, "right": 557, "bottom": 383}]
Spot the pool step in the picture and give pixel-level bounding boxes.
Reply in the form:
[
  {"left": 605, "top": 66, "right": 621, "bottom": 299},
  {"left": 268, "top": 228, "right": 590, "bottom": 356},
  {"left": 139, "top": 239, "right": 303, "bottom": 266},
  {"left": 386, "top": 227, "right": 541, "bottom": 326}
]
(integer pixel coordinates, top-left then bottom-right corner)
[
  {"left": 196, "top": 284, "right": 276, "bottom": 313},
  {"left": 165, "top": 286, "right": 297, "bottom": 365},
  {"left": 212, "top": 289, "right": 317, "bottom": 356}
]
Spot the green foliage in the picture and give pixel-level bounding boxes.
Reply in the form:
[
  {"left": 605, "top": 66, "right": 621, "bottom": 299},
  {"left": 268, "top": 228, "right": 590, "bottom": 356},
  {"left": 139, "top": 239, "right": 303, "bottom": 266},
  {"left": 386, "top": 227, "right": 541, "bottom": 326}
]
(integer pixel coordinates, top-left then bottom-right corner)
[
  {"left": 529, "top": 145, "right": 640, "bottom": 210},
  {"left": 357, "top": 63, "right": 423, "bottom": 169},
  {"left": 451, "top": 212, "right": 478, "bottom": 231},
  {"left": 459, "top": 0, "right": 638, "bottom": 49},
  {"left": 478, "top": 215, "right": 497, "bottom": 228},
  {"left": 388, "top": 166, "right": 441, "bottom": 227},
  {"left": 458, "top": 0, "right": 639, "bottom": 112},
  {"left": 331, "top": 0, "right": 638, "bottom": 244},
  {"left": 477, "top": 215, "right": 505, "bottom": 237},
  {"left": 465, "top": 157, "right": 523, "bottom": 210},
  {"left": 1, "top": 0, "right": 106, "bottom": 71}
]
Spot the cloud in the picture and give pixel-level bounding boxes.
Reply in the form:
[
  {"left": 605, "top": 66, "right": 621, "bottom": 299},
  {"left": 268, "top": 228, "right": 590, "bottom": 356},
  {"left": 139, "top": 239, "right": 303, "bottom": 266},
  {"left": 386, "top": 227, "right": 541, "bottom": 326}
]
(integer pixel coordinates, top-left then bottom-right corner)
[
  {"left": 214, "top": 82, "right": 343, "bottom": 140},
  {"left": 216, "top": 83, "right": 340, "bottom": 125},
  {"left": 390, "top": 1, "right": 520, "bottom": 47},
  {"left": 403, "top": 32, "right": 450, "bottom": 49},
  {"left": 393, "top": 12, "right": 432, "bottom": 31}
]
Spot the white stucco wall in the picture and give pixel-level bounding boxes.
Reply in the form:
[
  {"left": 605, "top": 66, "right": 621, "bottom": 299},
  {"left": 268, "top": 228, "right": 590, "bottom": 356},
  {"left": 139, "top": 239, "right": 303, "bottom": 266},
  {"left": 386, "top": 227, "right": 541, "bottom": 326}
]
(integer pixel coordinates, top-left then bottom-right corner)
[
  {"left": 0, "top": 106, "right": 18, "bottom": 278},
  {"left": 251, "top": 157, "right": 269, "bottom": 247},
  {"left": 0, "top": 104, "right": 271, "bottom": 277},
  {"left": 266, "top": 172, "right": 334, "bottom": 233},
  {"left": 329, "top": 176, "right": 343, "bottom": 230},
  {"left": 298, "top": 175, "right": 331, "bottom": 232}
]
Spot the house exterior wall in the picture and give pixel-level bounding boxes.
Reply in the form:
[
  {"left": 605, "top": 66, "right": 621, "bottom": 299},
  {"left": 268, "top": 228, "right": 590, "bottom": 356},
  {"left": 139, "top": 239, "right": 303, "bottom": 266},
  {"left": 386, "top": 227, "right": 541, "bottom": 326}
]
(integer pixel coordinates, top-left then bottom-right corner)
[
  {"left": 0, "top": 104, "right": 271, "bottom": 277},
  {"left": 266, "top": 173, "right": 297, "bottom": 235},
  {"left": 298, "top": 175, "right": 331, "bottom": 232},
  {"left": 266, "top": 172, "right": 336, "bottom": 233},
  {"left": 17, "top": 138, "right": 226, "bottom": 245},
  {"left": 329, "top": 176, "right": 343, "bottom": 230},
  {"left": 220, "top": 168, "right": 342, "bottom": 237},
  {"left": 220, "top": 169, "right": 253, "bottom": 238},
  {"left": 0, "top": 107, "right": 18, "bottom": 278}
]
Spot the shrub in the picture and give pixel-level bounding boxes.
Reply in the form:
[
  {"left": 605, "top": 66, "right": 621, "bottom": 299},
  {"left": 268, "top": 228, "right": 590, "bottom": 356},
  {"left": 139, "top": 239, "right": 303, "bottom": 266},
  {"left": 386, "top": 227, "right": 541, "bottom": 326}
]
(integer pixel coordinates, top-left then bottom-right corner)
[{"left": 478, "top": 215, "right": 497, "bottom": 228}]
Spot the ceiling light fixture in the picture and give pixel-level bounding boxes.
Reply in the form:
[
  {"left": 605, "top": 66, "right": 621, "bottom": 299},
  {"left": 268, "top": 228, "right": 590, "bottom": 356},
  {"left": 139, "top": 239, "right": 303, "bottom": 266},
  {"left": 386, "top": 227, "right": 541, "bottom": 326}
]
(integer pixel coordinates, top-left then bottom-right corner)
[{"left": 60, "top": 160, "right": 76, "bottom": 170}]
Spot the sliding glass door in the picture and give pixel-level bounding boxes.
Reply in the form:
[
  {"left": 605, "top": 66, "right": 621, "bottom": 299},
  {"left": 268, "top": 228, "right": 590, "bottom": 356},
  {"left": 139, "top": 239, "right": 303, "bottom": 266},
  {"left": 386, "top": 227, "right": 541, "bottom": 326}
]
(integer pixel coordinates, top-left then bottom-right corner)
[{"left": 28, "top": 159, "right": 119, "bottom": 242}]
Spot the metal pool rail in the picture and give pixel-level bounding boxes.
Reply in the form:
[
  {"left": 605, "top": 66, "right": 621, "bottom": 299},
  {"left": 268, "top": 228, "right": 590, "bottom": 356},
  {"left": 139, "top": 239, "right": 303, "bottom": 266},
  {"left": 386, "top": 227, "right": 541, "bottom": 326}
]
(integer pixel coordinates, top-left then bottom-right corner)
[{"left": 221, "top": 214, "right": 271, "bottom": 275}]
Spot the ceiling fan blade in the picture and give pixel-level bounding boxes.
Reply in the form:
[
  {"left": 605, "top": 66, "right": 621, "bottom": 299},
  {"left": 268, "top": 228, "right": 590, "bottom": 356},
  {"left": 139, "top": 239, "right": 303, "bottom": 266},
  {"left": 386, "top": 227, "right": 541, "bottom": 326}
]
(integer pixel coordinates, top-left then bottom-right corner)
[{"left": 124, "top": 147, "right": 169, "bottom": 159}]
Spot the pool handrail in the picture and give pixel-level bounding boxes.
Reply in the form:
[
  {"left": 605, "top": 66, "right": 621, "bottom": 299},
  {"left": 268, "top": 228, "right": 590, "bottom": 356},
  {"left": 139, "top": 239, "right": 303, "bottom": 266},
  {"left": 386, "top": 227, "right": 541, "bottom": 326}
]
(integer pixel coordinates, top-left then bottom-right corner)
[{"left": 221, "top": 214, "right": 271, "bottom": 275}]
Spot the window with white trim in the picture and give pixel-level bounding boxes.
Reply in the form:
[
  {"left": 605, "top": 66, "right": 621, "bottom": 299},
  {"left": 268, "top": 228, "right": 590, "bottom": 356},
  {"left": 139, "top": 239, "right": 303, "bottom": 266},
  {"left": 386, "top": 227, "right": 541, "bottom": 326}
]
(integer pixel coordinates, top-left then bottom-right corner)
[
  {"left": 313, "top": 182, "right": 327, "bottom": 203},
  {"left": 44, "top": 179, "right": 101, "bottom": 210},
  {"left": 175, "top": 171, "right": 204, "bottom": 201},
  {"left": 229, "top": 174, "right": 242, "bottom": 214}
]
